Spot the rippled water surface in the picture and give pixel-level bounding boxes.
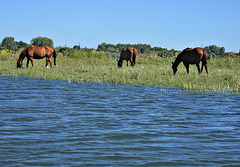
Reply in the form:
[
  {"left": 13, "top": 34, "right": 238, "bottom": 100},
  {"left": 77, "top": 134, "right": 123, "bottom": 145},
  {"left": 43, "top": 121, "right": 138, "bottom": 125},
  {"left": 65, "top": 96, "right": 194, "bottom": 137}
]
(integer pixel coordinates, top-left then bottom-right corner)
[{"left": 0, "top": 75, "right": 240, "bottom": 166}]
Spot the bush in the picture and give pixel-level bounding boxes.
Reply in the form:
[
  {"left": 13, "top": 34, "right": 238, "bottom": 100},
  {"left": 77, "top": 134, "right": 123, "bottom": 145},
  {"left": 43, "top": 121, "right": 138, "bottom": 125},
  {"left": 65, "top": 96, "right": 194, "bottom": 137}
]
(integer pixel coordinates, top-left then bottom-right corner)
[
  {"left": 0, "top": 50, "right": 16, "bottom": 61},
  {"left": 69, "top": 50, "right": 107, "bottom": 60}
]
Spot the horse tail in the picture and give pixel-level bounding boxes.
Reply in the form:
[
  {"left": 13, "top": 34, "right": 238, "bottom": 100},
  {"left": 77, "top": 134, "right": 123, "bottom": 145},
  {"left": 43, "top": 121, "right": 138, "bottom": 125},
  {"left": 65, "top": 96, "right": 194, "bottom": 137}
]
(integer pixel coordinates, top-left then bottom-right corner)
[
  {"left": 53, "top": 49, "right": 56, "bottom": 65},
  {"left": 202, "top": 48, "right": 208, "bottom": 62},
  {"left": 133, "top": 48, "right": 137, "bottom": 64},
  {"left": 201, "top": 48, "right": 208, "bottom": 74}
]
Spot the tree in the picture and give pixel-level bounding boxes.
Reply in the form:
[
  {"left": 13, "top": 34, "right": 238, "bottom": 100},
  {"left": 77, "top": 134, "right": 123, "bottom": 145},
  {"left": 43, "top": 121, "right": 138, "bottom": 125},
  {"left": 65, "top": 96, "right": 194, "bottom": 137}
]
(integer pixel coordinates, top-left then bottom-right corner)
[
  {"left": 57, "top": 46, "right": 72, "bottom": 56},
  {"left": 209, "top": 45, "right": 219, "bottom": 54},
  {"left": 204, "top": 45, "right": 225, "bottom": 57},
  {"left": 152, "top": 47, "right": 164, "bottom": 51},
  {"left": 219, "top": 47, "right": 225, "bottom": 57},
  {"left": 73, "top": 45, "right": 80, "bottom": 50},
  {"left": 97, "top": 42, "right": 107, "bottom": 51},
  {"left": 204, "top": 46, "right": 210, "bottom": 54},
  {"left": 30, "top": 36, "right": 54, "bottom": 47},
  {"left": 1, "top": 37, "right": 18, "bottom": 51},
  {"left": 16, "top": 41, "right": 29, "bottom": 49}
]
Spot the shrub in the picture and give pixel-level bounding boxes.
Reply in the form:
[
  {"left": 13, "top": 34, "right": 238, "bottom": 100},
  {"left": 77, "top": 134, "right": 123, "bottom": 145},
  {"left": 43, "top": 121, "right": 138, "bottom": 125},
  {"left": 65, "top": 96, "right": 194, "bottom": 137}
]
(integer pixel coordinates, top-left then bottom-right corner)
[
  {"left": 0, "top": 50, "right": 16, "bottom": 60},
  {"left": 69, "top": 50, "right": 107, "bottom": 60}
]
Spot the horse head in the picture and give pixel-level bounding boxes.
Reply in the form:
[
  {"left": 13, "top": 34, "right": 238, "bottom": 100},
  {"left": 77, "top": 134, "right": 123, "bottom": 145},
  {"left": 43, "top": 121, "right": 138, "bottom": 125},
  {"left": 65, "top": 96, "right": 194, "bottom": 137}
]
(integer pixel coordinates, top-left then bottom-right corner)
[
  {"left": 17, "top": 60, "right": 22, "bottom": 68},
  {"left": 117, "top": 60, "right": 122, "bottom": 68}
]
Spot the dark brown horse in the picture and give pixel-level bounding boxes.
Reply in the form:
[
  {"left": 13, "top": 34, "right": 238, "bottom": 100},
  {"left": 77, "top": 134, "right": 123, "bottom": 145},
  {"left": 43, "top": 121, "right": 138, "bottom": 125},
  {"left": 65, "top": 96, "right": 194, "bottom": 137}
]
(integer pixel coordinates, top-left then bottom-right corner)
[
  {"left": 172, "top": 47, "right": 208, "bottom": 75},
  {"left": 118, "top": 47, "right": 137, "bottom": 67},
  {"left": 17, "top": 45, "right": 56, "bottom": 68}
]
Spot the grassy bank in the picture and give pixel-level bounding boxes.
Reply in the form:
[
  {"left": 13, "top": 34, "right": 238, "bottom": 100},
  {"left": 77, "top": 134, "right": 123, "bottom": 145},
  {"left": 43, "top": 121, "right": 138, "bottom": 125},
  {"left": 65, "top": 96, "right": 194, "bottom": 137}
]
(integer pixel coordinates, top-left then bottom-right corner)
[{"left": 0, "top": 52, "right": 240, "bottom": 92}]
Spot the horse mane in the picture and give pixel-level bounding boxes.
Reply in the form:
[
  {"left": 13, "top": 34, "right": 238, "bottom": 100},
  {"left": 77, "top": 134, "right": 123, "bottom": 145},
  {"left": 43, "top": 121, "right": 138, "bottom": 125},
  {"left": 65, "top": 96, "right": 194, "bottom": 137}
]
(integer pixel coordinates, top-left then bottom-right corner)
[
  {"left": 183, "top": 47, "right": 192, "bottom": 51},
  {"left": 18, "top": 46, "right": 29, "bottom": 61},
  {"left": 173, "top": 47, "right": 192, "bottom": 67}
]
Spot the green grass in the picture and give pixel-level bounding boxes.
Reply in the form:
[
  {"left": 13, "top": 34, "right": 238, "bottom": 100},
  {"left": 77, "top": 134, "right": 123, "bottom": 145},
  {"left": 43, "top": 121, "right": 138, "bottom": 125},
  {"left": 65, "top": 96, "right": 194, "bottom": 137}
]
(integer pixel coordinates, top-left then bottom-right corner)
[{"left": 0, "top": 53, "right": 240, "bottom": 93}]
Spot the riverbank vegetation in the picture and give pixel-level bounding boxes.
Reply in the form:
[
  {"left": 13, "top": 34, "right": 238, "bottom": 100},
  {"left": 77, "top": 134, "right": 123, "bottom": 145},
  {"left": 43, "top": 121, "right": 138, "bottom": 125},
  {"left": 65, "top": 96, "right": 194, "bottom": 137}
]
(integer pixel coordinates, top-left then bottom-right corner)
[
  {"left": 1, "top": 48, "right": 240, "bottom": 93},
  {"left": 1, "top": 36, "right": 240, "bottom": 92}
]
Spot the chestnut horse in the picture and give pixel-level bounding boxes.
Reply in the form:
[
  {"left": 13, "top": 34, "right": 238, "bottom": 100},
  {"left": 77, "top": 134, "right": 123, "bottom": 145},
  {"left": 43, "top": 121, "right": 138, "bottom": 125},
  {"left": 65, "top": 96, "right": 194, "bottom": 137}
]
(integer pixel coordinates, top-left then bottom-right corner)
[
  {"left": 172, "top": 47, "right": 208, "bottom": 75},
  {"left": 17, "top": 45, "right": 56, "bottom": 68},
  {"left": 118, "top": 47, "right": 137, "bottom": 67}
]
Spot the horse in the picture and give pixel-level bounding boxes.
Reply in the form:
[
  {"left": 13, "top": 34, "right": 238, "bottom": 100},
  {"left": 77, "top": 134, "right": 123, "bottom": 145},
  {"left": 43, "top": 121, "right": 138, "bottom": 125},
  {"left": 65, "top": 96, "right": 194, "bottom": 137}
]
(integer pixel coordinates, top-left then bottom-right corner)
[
  {"left": 118, "top": 47, "right": 137, "bottom": 67},
  {"left": 17, "top": 45, "right": 56, "bottom": 68},
  {"left": 172, "top": 47, "right": 208, "bottom": 75}
]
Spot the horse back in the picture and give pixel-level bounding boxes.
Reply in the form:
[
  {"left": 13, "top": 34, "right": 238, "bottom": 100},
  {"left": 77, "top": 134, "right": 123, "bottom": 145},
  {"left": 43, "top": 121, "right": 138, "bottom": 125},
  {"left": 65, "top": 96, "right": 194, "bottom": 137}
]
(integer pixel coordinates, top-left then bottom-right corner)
[
  {"left": 120, "top": 47, "right": 133, "bottom": 60},
  {"left": 193, "top": 47, "right": 208, "bottom": 61},
  {"left": 26, "top": 46, "right": 44, "bottom": 58},
  {"left": 26, "top": 45, "right": 54, "bottom": 58},
  {"left": 182, "top": 47, "right": 206, "bottom": 64},
  {"left": 127, "top": 47, "right": 137, "bottom": 58},
  {"left": 44, "top": 46, "right": 55, "bottom": 56}
]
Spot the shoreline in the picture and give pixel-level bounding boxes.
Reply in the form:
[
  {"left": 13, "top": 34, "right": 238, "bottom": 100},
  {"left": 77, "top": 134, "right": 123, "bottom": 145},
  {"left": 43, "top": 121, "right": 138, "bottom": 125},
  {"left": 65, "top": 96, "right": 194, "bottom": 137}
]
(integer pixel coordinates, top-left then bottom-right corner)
[
  {"left": 0, "top": 57, "right": 240, "bottom": 93},
  {"left": 1, "top": 74, "right": 239, "bottom": 96}
]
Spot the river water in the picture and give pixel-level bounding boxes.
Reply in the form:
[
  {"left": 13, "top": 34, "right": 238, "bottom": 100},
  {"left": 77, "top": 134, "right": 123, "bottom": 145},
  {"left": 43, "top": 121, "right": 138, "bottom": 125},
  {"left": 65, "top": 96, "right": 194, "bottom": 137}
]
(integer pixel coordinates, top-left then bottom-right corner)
[{"left": 0, "top": 75, "right": 240, "bottom": 166}]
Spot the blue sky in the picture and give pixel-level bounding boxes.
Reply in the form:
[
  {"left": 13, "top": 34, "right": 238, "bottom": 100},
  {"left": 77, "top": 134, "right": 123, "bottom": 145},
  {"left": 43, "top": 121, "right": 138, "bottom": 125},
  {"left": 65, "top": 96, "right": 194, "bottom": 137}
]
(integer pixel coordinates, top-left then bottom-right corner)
[{"left": 1, "top": 0, "right": 239, "bottom": 52}]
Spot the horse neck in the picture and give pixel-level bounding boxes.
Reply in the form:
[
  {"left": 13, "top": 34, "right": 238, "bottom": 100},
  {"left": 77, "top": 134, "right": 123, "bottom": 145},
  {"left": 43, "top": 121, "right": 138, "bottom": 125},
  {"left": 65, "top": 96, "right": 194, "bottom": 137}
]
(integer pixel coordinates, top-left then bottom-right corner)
[
  {"left": 18, "top": 54, "right": 25, "bottom": 62},
  {"left": 18, "top": 49, "right": 27, "bottom": 62},
  {"left": 173, "top": 55, "right": 182, "bottom": 67}
]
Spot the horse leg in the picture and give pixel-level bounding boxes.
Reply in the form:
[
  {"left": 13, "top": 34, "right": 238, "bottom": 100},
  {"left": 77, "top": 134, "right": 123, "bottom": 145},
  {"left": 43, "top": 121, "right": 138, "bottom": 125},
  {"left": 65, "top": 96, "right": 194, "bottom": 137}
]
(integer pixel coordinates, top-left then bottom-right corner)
[
  {"left": 49, "top": 58, "right": 53, "bottom": 68},
  {"left": 184, "top": 63, "right": 190, "bottom": 74},
  {"left": 130, "top": 58, "right": 134, "bottom": 67},
  {"left": 202, "top": 61, "right": 208, "bottom": 74},
  {"left": 127, "top": 60, "right": 129, "bottom": 67},
  {"left": 130, "top": 60, "right": 134, "bottom": 67},
  {"left": 26, "top": 58, "right": 30, "bottom": 68},
  {"left": 196, "top": 64, "right": 201, "bottom": 74},
  {"left": 30, "top": 57, "right": 34, "bottom": 67},
  {"left": 46, "top": 57, "right": 49, "bottom": 67},
  {"left": 205, "top": 64, "right": 209, "bottom": 74}
]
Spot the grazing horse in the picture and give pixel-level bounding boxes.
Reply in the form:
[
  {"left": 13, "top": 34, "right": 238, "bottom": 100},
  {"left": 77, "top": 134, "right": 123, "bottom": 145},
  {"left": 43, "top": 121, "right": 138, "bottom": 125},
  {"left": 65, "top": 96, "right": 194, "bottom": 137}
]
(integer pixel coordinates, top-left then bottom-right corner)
[
  {"left": 172, "top": 47, "right": 208, "bottom": 75},
  {"left": 17, "top": 45, "right": 56, "bottom": 68},
  {"left": 118, "top": 47, "right": 137, "bottom": 67}
]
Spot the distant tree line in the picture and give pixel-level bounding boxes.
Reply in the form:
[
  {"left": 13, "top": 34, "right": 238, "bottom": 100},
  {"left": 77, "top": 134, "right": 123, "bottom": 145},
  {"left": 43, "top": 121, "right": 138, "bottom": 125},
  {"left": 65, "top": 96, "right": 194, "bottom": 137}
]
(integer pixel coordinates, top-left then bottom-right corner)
[
  {"left": 204, "top": 45, "right": 225, "bottom": 57},
  {"left": 96, "top": 42, "right": 181, "bottom": 57},
  {"left": 0, "top": 36, "right": 53, "bottom": 52},
  {"left": 0, "top": 37, "right": 29, "bottom": 52},
  {"left": 97, "top": 42, "right": 153, "bottom": 54},
  {"left": 0, "top": 36, "right": 239, "bottom": 58},
  {"left": 96, "top": 42, "right": 236, "bottom": 58}
]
